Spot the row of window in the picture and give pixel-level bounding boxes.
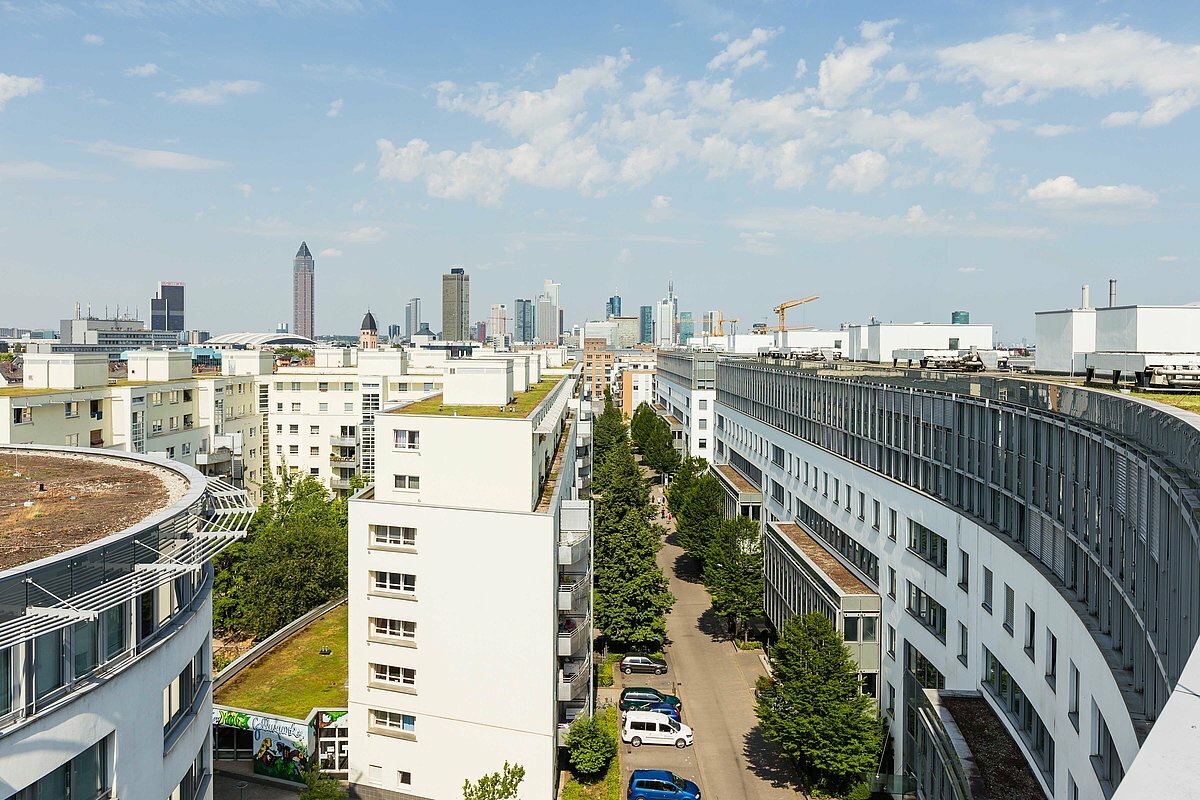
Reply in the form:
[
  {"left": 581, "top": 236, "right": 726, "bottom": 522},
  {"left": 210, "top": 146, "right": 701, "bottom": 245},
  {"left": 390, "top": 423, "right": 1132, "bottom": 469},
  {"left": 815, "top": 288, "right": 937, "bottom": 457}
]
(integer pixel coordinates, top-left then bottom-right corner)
[
  {"left": 11, "top": 737, "right": 108, "bottom": 800},
  {"left": 276, "top": 401, "right": 357, "bottom": 413},
  {"left": 982, "top": 646, "right": 1056, "bottom": 780},
  {"left": 163, "top": 647, "right": 207, "bottom": 737}
]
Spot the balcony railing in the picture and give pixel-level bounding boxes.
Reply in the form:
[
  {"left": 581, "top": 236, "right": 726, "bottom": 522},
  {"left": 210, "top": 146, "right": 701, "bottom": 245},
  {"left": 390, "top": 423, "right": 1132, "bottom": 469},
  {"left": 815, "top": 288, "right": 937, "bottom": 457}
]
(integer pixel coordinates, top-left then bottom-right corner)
[
  {"left": 329, "top": 453, "right": 357, "bottom": 466},
  {"left": 329, "top": 434, "right": 357, "bottom": 447},
  {"left": 558, "top": 653, "right": 592, "bottom": 702},
  {"left": 330, "top": 477, "right": 354, "bottom": 490},
  {"left": 557, "top": 569, "right": 590, "bottom": 612},
  {"left": 557, "top": 613, "right": 590, "bottom": 657},
  {"left": 195, "top": 447, "right": 232, "bottom": 466}
]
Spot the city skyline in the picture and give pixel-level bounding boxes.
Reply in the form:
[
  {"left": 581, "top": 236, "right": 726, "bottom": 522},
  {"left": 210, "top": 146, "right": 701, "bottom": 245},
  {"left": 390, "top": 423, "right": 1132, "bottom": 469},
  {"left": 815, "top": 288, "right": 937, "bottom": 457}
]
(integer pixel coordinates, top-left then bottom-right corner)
[{"left": 2, "top": 4, "right": 1200, "bottom": 341}]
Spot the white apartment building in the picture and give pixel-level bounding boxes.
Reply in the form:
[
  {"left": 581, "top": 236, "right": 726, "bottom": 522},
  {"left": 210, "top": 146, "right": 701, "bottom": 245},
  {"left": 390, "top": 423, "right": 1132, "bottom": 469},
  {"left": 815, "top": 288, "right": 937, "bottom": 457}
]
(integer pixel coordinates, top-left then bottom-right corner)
[
  {"left": 0, "top": 444, "right": 252, "bottom": 800},
  {"left": 654, "top": 350, "right": 716, "bottom": 462},
  {"left": 1, "top": 352, "right": 265, "bottom": 501},
  {"left": 346, "top": 366, "right": 592, "bottom": 800}
]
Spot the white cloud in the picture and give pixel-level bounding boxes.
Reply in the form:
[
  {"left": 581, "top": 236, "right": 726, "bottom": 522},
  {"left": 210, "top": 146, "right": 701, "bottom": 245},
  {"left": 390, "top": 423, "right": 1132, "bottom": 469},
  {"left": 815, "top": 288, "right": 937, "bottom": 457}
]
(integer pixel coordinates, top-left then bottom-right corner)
[
  {"left": 827, "top": 149, "right": 888, "bottom": 193},
  {"left": 318, "top": 247, "right": 343, "bottom": 258},
  {"left": 737, "top": 230, "right": 777, "bottom": 255},
  {"left": 794, "top": 59, "right": 807, "bottom": 80},
  {"left": 1157, "top": 255, "right": 1180, "bottom": 262},
  {"left": 352, "top": 161, "right": 365, "bottom": 173},
  {"left": 731, "top": 204, "right": 1050, "bottom": 243},
  {"left": 816, "top": 19, "right": 897, "bottom": 108},
  {"left": 0, "top": 73, "right": 44, "bottom": 110},
  {"left": 1032, "top": 123, "right": 1077, "bottom": 137},
  {"left": 707, "top": 27, "right": 782, "bottom": 75},
  {"left": 338, "top": 225, "right": 388, "bottom": 243},
  {"left": 235, "top": 182, "right": 252, "bottom": 197},
  {"left": 957, "top": 266, "right": 984, "bottom": 273},
  {"left": 84, "top": 140, "right": 227, "bottom": 170},
  {"left": 0, "top": 161, "right": 88, "bottom": 180},
  {"left": 617, "top": 247, "right": 631, "bottom": 263},
  {"left": 938, "top": 25, "right": 1200, "bottom": 127},
  {"left": 123, "top": 62, "right": 159, "bottom": 77},
  {"left": 650, "top": 194, "right": 671, "bottom": 209},
  {"left": 1026, "top": 175, "right": 1157, "bottom": 208},
  {"left": 326, "top": 98, "right": 343, "bottom": 117},
  {"left": 162, "top": 79, "right": 263, "bottom": 105},
  {"left": 82, "top": 33, "right": 103, "bottom": 45}
]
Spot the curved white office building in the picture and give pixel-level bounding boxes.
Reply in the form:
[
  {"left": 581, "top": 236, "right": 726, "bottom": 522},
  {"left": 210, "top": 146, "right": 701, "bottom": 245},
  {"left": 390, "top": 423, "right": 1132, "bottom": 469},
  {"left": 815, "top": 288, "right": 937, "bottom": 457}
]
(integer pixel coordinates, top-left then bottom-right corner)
[
  {"left": 0, "top": 445, "right": 250, "bottom": 800},
  {"left": 710, "top": 358, "right": 1200, "bottom": 800}
]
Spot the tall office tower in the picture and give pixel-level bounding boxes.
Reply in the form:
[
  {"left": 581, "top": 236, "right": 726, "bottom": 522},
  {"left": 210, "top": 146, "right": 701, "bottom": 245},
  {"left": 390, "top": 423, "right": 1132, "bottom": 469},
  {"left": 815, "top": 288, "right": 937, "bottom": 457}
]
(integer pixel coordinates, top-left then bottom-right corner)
[
  {"left": 678, "top": 311, "right": 694, "bottom": 341},
  {"left": 702, "top": 310, "right": 717, "bottom": 336},
  {"left": 605, "top": 294, "right": 622, "bottom": 319},
  {"left": 405, "top": 297, "right": 422, "bottom": 340},
  {"left": 489, "top": 303, "right": 509, "bottom": 340},
  {"left": 536, "top": 296, "right": 558, "bottom": 344},
  {"left": 514, "top": 298, "right": 534, "bottom": 342},
  {"left": 441, "top": 268, "right": 470, "bottom": 341},
  {"left": 639, "top": 306, "right": 654, "bottom": 344},
  {"left": 654, "top": 280, "right": 678, "bottom": 347},
  {"left": 293, "top": 242, "right": 315, "bottom": 340},
  {"left": 541, "top": 279, "right": 562, "bottom": 337},
  {"left": 150, "top": 281, "right": 185, "bottom": 332},
  {"left": 387, "top": 324, "right": 401, "bottom": 341}
]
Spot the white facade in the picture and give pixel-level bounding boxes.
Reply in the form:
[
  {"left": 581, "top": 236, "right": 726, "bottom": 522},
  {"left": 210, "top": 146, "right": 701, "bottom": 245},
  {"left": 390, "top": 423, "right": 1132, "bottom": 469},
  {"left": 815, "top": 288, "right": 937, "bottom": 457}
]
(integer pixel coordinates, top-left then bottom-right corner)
[
  {"left": 655, "top": 352, "right": 716, "bottom": 462},
  {"left": 846, "top": 322, "right": 994, "bottom": 362},
  {"left": 1034, "top": 309, "right": 1097, "bottom": 374},
  {"left": 778, "top": 329, "right": 848, "bottom": 354},
  {"left": 0, "top": 446, "right": 251, "bottom": 800},
  {"left": 685, "top": 333, "right": 775, "bottom": 354},
  {"left": 1095, "top": 305, "right": 1200, "bottom": 353},
  {"left": 346, "top": 371, "right": 591, "bottom": 800},
  {"left": 582, "top": 320, "right": 618, "bottom": 346}
]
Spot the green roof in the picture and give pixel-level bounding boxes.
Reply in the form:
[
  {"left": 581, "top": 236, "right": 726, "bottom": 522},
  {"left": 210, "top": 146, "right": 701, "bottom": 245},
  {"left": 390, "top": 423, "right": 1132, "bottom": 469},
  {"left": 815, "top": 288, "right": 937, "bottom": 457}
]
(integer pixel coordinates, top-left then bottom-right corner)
[
  {"left": 390, "top": 376, "right": 564, "bottom": 418},
  {"left": 214, "top": 602, "right": 348, "bottom": 719}
]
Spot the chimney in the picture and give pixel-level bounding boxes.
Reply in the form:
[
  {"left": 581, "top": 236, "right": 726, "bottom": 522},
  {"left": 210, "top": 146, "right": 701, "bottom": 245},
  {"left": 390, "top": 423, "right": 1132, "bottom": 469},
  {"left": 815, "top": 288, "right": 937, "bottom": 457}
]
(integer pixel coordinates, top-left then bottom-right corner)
[
  {"left": 1081, "top": 284, "right": 1090, "bottom": 309},
  {"left": 1109, "top": 278, "right": 1117, "bottom": 308}
]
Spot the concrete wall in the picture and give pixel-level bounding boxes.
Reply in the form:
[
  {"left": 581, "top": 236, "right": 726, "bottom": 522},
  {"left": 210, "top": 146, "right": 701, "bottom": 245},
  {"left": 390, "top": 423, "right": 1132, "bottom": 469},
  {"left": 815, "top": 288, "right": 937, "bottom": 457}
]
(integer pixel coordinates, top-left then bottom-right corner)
[
  {"left": 441, "top": 365, "right": 514, "bottom": 407},
  {"left": 1035, "top": 310, "right": 1097, "bottom": 374},
  {"left": 22, "top": 353, "right": 109, "bottom": 390},
  {"left": 1096, "top": 306, "right": 1200, "bottom": 353},
  {"left": 127, "top": 350, "right": 192, "bottom": 382},
  {"left": 867, "top": 324, "right": 994, "bottom": 363}
]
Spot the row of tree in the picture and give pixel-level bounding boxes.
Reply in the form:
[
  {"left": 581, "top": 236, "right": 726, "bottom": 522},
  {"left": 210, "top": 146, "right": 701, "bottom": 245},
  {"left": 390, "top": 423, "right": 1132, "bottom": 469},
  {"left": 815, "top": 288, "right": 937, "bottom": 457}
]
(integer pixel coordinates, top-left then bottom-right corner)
[
  {"left": 213, "top": 470, "right": 350, "bottom": 638},
  {"left": 630, "top": 402, "right": 681, "bottom": 475},
  {"left": 592, "top": 395, "right": 674, "bottom": 651}
]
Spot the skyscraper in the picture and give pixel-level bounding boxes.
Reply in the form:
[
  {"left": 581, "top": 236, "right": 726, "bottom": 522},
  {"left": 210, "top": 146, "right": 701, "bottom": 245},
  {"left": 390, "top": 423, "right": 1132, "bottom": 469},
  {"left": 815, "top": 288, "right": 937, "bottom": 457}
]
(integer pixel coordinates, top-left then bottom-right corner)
[
  {"left": 639, "top": 306, "right": 653, "bottom": 344},
  {"left": 150, "top": 281, "right": 185, "bottom": 332},
  {"left": 655, "top": 280, "right": 678, "bottom": 347},
  {"left": 405, "top": 297, "right": 422, "bottom": 340},
  {"left": 514, "top": 298, "right": 534, "bottom": 342},
  {"left": 441, "top": 268, "right": 470, "bottom": 341},
  {"left": 678, "top": 311, "right": 694, "bottom": 341},
  {"left": 387, "top": 323, "right": 401, "bottom": 341},
  {"left": 489, "top": 303, "right": 509, "bottom": 340},
  {"left": 606, "top": 294, "right": 622, "bottom": 319},
  {"left": 293, "top": 242, "right": 315, "bottom": 340},
  {"left": 536, "top": 280, "right": 561, "bottom": 343}
]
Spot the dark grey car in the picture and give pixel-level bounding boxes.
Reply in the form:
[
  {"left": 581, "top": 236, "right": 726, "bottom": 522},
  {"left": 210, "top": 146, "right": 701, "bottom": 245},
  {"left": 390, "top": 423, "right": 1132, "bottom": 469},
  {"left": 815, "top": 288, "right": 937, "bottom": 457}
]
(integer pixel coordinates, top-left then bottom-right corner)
[{"left": 621, "top": 654, "right": 668, "bottom": 675}]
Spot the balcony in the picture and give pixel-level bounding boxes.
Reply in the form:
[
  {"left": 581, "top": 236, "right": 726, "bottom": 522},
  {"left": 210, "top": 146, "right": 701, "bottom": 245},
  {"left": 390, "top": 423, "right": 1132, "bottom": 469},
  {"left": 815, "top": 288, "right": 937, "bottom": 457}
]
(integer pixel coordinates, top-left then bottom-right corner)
[
  {"left": 557, "top": 570, "right": 590, "bottom": 612},
  {"left": 558, "top": 653, "right": 591, "bottom": 702},
  {"left": 330, "top": 477, "right": 354, "bottom": 491},
  {"left": 558, "top": 613, "right": 590, "bottom": 656},
  {"left": 329, "top": 453, "right": 357, "bottom": 466},
  {"left": 195, "top": 447, "right": 232, "bottom": 466},
  {"left": 330, "top": 434, "right": 357, "bottom": 447},
  {"left": 559, "top": 530, "right": 589, "bottom": 567}
]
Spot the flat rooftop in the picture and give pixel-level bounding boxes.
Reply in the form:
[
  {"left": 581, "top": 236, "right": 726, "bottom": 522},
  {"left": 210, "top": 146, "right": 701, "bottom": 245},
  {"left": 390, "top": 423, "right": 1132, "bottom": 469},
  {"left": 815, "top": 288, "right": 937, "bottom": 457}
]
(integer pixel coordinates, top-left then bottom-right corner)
[
  {"left": 0, "top": 450, "right": 186, "bottom": 570},
  {"left": 713, "top": 463, "right": 758, "bottom": 494},
  {"left": 389, "top": 376, "right": 563, "bottom": 418},
  {"left": 774, "top": 522, "right": 872, "bottom": 595},
  {"left": 214, "top": 602, "right": 349, "bottom": 719},
  {"left": 940, "top": 693, "right": 1044, "bottom": 799}
]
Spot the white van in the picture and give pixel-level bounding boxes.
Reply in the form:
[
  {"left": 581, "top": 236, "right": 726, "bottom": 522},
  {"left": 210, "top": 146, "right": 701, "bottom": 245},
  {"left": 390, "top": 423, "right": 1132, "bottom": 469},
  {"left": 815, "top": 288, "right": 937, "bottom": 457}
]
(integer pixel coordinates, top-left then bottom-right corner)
[{"left": 621, "top": 710, "right": 694, "bottom": 748}]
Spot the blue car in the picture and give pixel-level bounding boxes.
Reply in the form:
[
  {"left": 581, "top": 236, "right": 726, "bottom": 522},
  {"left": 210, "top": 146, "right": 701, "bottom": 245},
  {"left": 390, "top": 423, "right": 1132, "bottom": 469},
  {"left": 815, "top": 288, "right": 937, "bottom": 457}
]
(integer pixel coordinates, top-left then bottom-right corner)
[
  {"left": 644, "top": 702, "right": 681, "bottom": 722},
  {"left": 628, "top": 770, "right": 700, "bottom": 800}
]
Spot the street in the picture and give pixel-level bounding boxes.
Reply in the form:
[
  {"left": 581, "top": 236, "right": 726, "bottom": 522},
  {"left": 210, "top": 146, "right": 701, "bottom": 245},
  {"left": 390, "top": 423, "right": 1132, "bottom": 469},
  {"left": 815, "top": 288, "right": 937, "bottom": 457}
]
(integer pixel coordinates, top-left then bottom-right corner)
[{"left": 616, "top": 476, "right": 801, "bottom": 799}]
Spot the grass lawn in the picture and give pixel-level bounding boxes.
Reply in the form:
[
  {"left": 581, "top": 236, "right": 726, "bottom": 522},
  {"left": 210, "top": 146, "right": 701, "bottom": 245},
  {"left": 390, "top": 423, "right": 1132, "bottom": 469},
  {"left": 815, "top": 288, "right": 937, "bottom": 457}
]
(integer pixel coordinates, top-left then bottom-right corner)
[
  {"left": 391, "top": 377, "right": 563, "bottom": 418},
  {"left": 561, "top": 707, "right": 622, "bottom": 800},
  {"left": 214, "top": 602, "right": 348, "bottom": 719},
  {"left": 1132, "top": 391, "right": 1200, "bottom": 414}
]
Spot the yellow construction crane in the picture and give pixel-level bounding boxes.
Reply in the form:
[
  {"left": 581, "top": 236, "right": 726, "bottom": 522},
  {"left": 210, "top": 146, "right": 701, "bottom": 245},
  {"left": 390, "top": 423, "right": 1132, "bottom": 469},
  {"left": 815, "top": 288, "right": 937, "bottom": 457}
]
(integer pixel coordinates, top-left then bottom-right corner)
[
  {"left": 706, "top": 311, "right": 739, "bottom": 337},
  {"left": 773, "top": 296, "right": 820, "bottom": 331}
]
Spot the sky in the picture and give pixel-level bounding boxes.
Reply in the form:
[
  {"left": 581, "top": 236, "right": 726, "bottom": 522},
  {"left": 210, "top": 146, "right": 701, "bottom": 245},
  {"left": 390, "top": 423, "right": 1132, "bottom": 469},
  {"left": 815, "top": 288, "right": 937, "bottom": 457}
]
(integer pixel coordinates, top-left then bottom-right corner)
[{"left": 1, "top": 1, "right": 1198, "bottom": 343}]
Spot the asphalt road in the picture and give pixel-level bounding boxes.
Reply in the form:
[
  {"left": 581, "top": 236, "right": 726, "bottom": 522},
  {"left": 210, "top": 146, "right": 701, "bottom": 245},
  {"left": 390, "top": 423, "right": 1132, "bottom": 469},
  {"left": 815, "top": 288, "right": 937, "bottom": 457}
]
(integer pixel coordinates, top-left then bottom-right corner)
[{"left": 617, "top": 479, "right": 802, "bottom": 799}]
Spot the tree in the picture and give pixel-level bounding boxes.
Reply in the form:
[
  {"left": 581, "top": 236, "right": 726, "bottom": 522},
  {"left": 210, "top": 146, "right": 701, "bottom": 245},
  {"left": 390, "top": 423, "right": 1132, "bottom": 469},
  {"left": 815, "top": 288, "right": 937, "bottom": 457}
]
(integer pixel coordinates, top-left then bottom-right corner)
[
  {"left": 630, "top": 402, "right": 658, "bottom": 452},
  {"left": 643, "top": 417, "right": 680, "bottom": 475},
  {"left": 665, "top": 455, "right": 703, "bottom": 516},
  {"left": 300, "top": 768, "right": 347, "bottom": 800},
  {"left": 462, "top": 762, "right": 525, "bottom": 800},
  {"left": 702, "top": 516, "right": 764, "bottom": 639},
  {"left": 673, "top": 474, "right": 724, "bottom": 564},
  {"left": 565, "top": 712, "right": 618, "bottom": 775},
  {"left": 593, "top": 400, "right": 628, "bottom": 465},
  {"left": 213, "top": 472, "right": 349, "bottom": 637},
  {"left": 755, "top": 613, "right": 883, "bottom": 794}
]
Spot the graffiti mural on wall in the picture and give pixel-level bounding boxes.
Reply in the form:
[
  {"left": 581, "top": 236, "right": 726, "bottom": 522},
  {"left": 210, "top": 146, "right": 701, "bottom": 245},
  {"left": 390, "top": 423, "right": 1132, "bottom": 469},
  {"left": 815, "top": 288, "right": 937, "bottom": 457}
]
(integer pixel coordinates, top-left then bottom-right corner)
[{"left": 213, "top": 706, "right": 311, "bottom": 784}]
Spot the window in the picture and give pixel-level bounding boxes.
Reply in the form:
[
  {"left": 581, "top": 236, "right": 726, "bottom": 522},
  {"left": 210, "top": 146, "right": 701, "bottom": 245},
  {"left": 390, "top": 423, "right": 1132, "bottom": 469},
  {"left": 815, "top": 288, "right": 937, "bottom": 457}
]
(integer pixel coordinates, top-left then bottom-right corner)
[
  {"left": 275, "top": 444, "right": 283, "bottom": 454},
  {"left": 25, "top": 738, "right": 109, "bottom": 800},
  {"left": 889, "top": 508, "right": 897, "bottom": 540},
  {"left": 290, "top": 381, "right": 301, "bottom": 391},
  {"left": 887, "top": 682, "right": 896, "bottom": 715},
  {"left": 398, "top": 771, "right": 412, "bottom": 786},
  {"left": 393, "top": 429, "right": 420, "bottom": 450},
  {"left": 907, "top": 521, "right": 948, "bottom": 571},
  {"left": 309, "top": 446, "right": 319, "bottom": 456},
  {"left": 372, "top": 525, "right": 416, "bottom": 548},
  {"left": 861, "top": 616, "right": 877, "bottom": 642},
  {"left": 698, "top": 438, "right": 707, "bottom": 450},
  {"left": 73, "top": 619, "right": 98, "bottom": 678},
  {"left": 1046, "top": 631, "right": 1058, "bottom": 687},
  {"left": 959, "top": 550, "right": 970, "bottom": 591},
  {"left": 34, "top": 629, "right": 64, "bottom": 702},
  {"left": 906, "top": 582, "right": 947, "bottom": 640},
  {"left": 291, "top": 402, "right": 301, "bottom": 412},
  {"left": 319, "top": 402, "right": 329, "bottom": 412},
  {"left": 888, "top": 567, "right": 896, "bottom": 599},
  {"left": 1004, "top": 584, "right": 1015, "bottom": 633},
  {"left": 289, "top": 444, "right": 299, "bottom": 455},
  {"left": 372, "top": 618, "right": 416, "bottom": 642},
  {"left": 983, "top": 567, "right": 994, "bottom": 612},
  {"left": 372, "top": 709, "right": 416, "bottom": 734},
  {"left": 844, "top": 617, "right": 859, "bottom": 642},
  {"left": 958, "top": 623, "right": 969, "bottom": 666},
  {"left": 0, "top": 647, "right": 11, "bottom": 715},
  {"left": 310, "top": 467, "right": 320, "bottom": 476},
  {"left": 423, "top": 382, "right": 434, "bottom": 392},
  {"left": 393, "top": 474, "right": 420, "bottom": 490},
  {"left": 276, "top": 402, "right": 283, "bottom": 412},
  {"left": 1068, "top": 661, "right": 1080, "bottom": 729},
  {"left": 344, "top": 402, "right": 354, "bottom": 412},
  {"left": 833, "top": 478, "right": 840, "bottom": 504},
  {"left": 771, "top": 444, "right": 784, "bottom": 467},
  {"left": 1025, "top": 606, "right": 1036, "bottom": 659},
  {"left": 374, "top": 571, "right": 416, "bottom": 594},
  {"left": 289, "top": 424, "right": 301, "bottom": 435},
  {"left": 310, "top": 425, "right": 320, "bottom": 434},
  {"left": 1093, "top": 705, "right": 1123, "bottom": 791},
  {"left": 318, "top": 382, "right": 328, "bottom": 392},
  {"left": 102, "top": 605, "right": 126, "bottom": 661},
  {"left": 858, "top": 491, "right": 865, "bottom": 520},
  {"left": 887, "top": 625, "right": 896, "bottom": 658},
  {"left": 371, "top": 664, "right": 416, "bottom": 689},
  {"left": 343, "top": 382, "right": 354, "bottom": 392},
  {"left": 872, "top": 500, "right": 880, "bottom": 530},
  {"left": 65, "top": 401, "right": 79, "bottom": 418}
]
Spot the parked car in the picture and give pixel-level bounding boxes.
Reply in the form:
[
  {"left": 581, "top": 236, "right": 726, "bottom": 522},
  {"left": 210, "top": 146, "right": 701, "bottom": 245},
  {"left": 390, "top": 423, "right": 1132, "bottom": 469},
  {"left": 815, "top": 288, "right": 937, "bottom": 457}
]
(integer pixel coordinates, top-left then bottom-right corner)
[
  {"left": 619, "top": 687, "right": 682, "bottom": 712},
  {"left": 643, "top": 702, "right": 681, "bottom": 722},
  {"left": 621, "top": 654, "right": 667, "bottom": 675},
  {"left": 621, "top": 710, "right": 694, "bottom": 748},
  {"left": 628, "top": 770, "right": 701, "bottom": 800}
]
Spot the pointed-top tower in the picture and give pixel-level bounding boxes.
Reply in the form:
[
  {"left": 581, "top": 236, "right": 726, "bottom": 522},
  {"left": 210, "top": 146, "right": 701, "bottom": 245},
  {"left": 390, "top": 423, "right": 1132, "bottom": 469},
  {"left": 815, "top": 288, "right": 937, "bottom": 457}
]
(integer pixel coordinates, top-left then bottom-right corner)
[
  {"left": 293, "top": 242, "right": 315, "bottom": 340},
  {"left": 359, "top": 309, "right": 379, "bottom": 350}
]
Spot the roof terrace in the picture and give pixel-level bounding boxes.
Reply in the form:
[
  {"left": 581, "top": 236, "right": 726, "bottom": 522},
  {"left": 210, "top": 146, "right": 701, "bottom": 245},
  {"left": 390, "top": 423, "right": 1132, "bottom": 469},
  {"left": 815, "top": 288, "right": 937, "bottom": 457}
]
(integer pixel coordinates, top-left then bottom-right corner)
[{"left": 389, "top": 376, "right": 564, "bottom": 418}]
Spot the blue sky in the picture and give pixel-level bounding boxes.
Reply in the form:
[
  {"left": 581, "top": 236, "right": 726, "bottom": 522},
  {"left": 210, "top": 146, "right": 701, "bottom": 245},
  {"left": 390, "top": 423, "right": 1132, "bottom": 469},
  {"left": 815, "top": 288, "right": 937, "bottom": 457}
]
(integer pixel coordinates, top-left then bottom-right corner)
[{"left": 1, "top": 1, "right": 1198, "bottom": 342}]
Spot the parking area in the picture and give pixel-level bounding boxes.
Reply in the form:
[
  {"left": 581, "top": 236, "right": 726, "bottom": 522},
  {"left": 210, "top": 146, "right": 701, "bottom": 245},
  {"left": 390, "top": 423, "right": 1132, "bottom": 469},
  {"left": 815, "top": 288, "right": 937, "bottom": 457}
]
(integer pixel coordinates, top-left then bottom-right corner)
[{"left": 615, "top": 667, "right": 704, "bottom": 792}]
